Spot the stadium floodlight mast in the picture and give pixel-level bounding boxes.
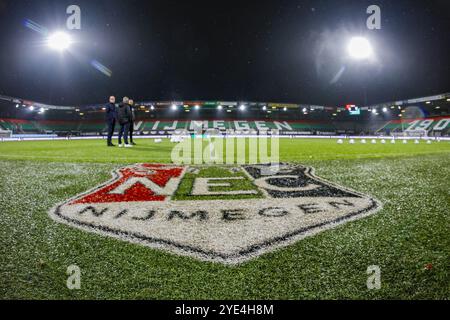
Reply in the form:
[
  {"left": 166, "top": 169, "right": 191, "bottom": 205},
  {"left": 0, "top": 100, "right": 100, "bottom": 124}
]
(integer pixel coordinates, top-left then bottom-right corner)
[
  {"left": 47, "top": 31, "right": 73, "bottom": 51},
  {"left": 347, "top": 37, "right": 373, "bottom": 60}
]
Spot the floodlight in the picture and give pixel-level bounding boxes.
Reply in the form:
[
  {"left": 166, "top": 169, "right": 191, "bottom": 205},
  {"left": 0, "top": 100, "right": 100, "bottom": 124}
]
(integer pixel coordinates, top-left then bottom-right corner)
[
  {"left": 217, "top": 105, "right": 223, "bottom": 110},
  {"left": 239, "top": 104, "right": 246, "bottom": 111},
  {"left": 171, "top": 104, "right": 177, "bottom": 110},
  {"left": 194, "top": 105, "right": 200, "bottom": 110},
  {"left": 348, "top": 37, "right": 373, "bottom": 60},
  {"left": 29, "top": 106, "right": 35, "bottom": 111},
  {"left": 382, "top": 107, "right": 388, "bottom": 113},
  {"left": 47, "top": 32, "right": 73, "bottom": 51}
]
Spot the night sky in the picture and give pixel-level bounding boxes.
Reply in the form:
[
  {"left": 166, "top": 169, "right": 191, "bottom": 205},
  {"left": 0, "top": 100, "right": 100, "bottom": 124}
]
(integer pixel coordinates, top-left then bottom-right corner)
[{"left": 0, "top": 0, "right": 448, "bottom": 106}]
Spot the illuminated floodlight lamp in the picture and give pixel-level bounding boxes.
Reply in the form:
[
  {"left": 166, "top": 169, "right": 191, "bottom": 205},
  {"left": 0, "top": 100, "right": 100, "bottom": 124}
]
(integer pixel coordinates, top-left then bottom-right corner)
[
  {"left": 194, "top": 105, "right": 200, "bottom": 110},
  {"left": 302, "top": 107, "right": 308, "bottom": 113},
  {"left": 217, "top": 105, "right": 223, "bottom": 110},
  {"left": 283, "top": 107, "right": 287, "bottom": 111},
  {"left": 239, "top": 104, "right": 246, "bottom": 111},
  {"left": 371, "top": 108, "right": 377, "bottom": 114},
  {"left": 171, "top": 104, "right": 178, "bottom": 110},
  {"left": 47, "top": 31, "right": 73, "bottom": 51},
  {"left": 426, "top": 101, "right": 431, "bottom": 104},
  {"left": 15, "top": 104, "right": 19, "bottom": 108},
  {"left": 39, "top": 107, "right": 45, "bottom": 113},
  {"left": 348, "top": 37, "right": 373, "bottom": 60},
  {"left": 150, "top": 105, "right": 155, "bottom": 110},
  {"left": 382, "top": 107, "right": 388, "bottom": 113},
  {"left": 29, "top": 106, "right": 35, "bottom": 111},
  {"left": 262, "top": 106, "right": 267, "bottom": 111}
]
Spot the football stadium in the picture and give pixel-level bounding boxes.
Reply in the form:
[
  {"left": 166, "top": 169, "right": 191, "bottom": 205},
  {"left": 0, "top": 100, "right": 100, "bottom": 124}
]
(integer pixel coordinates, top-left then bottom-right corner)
[{"left": 0, "top": 0, "right": 449, "bottom": 308}]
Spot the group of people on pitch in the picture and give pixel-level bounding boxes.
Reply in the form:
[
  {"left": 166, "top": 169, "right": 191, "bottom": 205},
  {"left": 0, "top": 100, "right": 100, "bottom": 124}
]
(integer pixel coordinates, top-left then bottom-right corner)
[{"left": 105, "top": 96, "right": 137, "bottom": 147}]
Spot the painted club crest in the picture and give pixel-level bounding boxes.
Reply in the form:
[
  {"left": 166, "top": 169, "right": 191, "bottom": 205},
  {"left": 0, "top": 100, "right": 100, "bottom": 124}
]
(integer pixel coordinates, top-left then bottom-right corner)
[{"left": 49, "top": 163, "right": 382, "bottom": 264}]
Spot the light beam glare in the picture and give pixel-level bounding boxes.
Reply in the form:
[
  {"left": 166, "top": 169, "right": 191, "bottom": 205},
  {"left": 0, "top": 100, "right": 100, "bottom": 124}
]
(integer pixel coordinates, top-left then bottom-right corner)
[
  {"left": 330, "top": 66, "right": 346, "bottom": 84},
  {"left": 91, "top": 60, "right": 113, "bottom": 77},
  {"left": 23, "top": 19, "right": 48, "bottom": 36}
]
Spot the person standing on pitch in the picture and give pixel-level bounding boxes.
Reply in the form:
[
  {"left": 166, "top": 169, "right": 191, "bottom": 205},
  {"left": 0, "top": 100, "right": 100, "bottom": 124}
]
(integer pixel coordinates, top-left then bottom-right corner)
[
  {"left": 128, "top": 99, "right": 137, "bottom": 145},
  {"left": 117, "top": 97, "right": 133, "bottom": 148},
  {"left": 105, "top": 96, "right": 117, "bottom": 147}
]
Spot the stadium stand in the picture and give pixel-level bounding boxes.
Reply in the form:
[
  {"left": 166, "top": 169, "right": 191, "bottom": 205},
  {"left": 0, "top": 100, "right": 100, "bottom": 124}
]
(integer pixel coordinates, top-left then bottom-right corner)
[
  {"left": 1, "top": 116, "right": 449, "bottom": 137},
  {"left": 0, "top": 119, "right": 38, "bottom": 133},
  {"left": 78, "top": 121, "right": 107, "bottom": 134},
  {"left": 36, "top": 120, "right": 80, "bottom": 133},
  {"left": 0, "top": 94, "right": 449, "bottom": 138},
  {"left": 376, "top": 116, "right": 450, "bottom": 136}
]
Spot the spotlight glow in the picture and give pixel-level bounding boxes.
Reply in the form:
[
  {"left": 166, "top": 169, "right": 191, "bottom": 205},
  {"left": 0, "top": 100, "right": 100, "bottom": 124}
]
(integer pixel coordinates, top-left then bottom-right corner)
[
  {"left": 348, "top": 37, "right": 373, "bottom": 60},
  {"left": 47, "top": 32, "right": 72, "bottom": 51},
  {"left": 217, "top": 105, "right": 223, "bottom": 110},
  {"left": 171, "top": 104, "right": 177, "bottom": 110},
  {"left": 239, "top": 104, "right": 246, "bottom": 111}
]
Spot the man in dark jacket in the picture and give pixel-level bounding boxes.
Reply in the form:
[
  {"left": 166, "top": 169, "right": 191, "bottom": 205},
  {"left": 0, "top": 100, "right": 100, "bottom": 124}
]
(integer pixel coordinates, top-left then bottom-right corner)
[
  {"left": 128, "top": 99, "right": 137, "bottom": 145},
  {"left": 117, "top": 97, "right": 132, "bottom": 148},
  {"left": 105, "top": 96, "right": 117, "bottom": 147}
]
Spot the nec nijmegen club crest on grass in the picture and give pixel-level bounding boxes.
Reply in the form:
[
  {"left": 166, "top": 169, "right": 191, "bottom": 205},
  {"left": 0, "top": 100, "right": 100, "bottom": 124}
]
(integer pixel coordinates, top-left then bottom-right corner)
[{"left": 49, "top": 160, "right": 382, "bottom": 264}]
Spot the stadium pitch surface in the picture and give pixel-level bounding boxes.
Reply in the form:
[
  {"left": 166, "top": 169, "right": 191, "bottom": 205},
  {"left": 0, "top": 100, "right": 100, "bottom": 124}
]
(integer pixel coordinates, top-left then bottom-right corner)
[{"left": 0, "top": 138, "right": 449, "bottom": 299}]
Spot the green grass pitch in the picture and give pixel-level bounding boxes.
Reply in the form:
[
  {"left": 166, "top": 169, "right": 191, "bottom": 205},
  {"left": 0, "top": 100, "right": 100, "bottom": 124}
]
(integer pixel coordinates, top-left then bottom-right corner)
[{"left": 0, "top": 138, "right": 449, "bottom": 299}]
